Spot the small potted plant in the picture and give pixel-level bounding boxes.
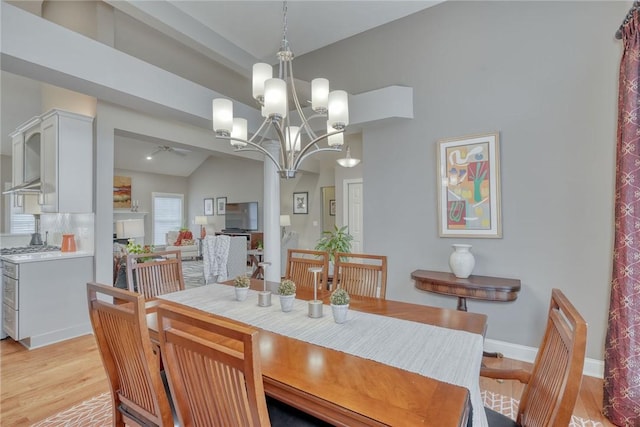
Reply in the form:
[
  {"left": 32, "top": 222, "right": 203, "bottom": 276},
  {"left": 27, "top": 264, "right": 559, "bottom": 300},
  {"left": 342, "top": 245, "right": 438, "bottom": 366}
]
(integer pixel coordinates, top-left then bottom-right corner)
[
  {"left": 278, "top": 279, "right": 297, "bottom": 312},
  {"left": 330, "top": 287, "right": 350, "bottom": 324},
  {"left": 234, "top": 275, "right": 250, "bottom": 301}
]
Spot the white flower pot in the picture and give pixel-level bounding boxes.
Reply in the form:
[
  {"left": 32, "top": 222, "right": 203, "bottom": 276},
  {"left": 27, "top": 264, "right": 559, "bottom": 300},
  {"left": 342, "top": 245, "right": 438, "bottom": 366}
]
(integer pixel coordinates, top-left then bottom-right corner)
[
  {"left": 235, "top": 287, "right": 249, "bottom": 301},
  {"left": 279, "top": 294, "right": 296, "bottom": 312},
  {"left": 331, "top": 303, "right": 349, "bottom": 324},
  {"left": 449, "top": 244, "right": 475, "bottom": 279}
]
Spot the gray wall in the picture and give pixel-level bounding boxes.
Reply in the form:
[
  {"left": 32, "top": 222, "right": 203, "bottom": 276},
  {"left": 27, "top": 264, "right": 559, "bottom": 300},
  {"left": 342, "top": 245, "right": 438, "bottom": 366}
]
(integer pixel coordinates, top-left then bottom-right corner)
[{"left": 293, "top": 1, "right": 627, "bottom": 359}]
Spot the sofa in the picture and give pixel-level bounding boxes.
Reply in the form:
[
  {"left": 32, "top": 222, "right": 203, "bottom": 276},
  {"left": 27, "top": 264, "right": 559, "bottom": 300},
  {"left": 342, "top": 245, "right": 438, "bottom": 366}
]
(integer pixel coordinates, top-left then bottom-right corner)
[{"left": 165, "top": 231, "right": 198, "bottom": 260}]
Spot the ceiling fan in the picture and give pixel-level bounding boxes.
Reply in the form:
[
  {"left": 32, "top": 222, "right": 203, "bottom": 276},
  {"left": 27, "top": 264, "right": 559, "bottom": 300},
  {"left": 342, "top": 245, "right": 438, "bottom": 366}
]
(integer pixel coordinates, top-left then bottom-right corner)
[{"left": 145, "top": 145, "right": 191, "bottom": 159}]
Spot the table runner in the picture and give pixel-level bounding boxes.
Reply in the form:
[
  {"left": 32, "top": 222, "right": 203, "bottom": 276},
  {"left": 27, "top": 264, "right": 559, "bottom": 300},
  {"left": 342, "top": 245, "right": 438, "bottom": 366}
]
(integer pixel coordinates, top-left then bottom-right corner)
[{"left": 159, "top": 284, "right": 488, "bottom": 427}]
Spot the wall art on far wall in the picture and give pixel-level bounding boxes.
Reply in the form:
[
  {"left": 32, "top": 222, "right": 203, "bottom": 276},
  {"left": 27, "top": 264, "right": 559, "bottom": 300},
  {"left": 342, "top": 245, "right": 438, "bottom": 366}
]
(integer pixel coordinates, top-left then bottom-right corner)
[
  {"left": 293, "top": 192, "right": 308, "bottom": 214},
  {"left": 204, "top": 198, "right": 214, "bottom": 216},
  {"left": 436, "top": 132, "right": 502, "bottom": 238},
  {"left": 216, "top": 197, "right": 227, "bottom": 215},
  {"left": 113, "top": 176, "right": 132, "bottom": 209},
  {"left": 330, "top": 199, "right": 336, "bottom": 216}
]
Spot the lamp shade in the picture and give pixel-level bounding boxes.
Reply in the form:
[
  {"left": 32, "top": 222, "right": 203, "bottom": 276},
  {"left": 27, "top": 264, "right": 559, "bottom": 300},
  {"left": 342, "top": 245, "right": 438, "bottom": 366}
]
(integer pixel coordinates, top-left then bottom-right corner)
[
  {"left": 263, "top": 78, "right": 287, "bottom": 118},
  {"left": 212, "top": 98, "right": 233, "bottom": 136},
  {"left": 336, "top": 146, "right": 361, "bottom": 168},
  {"left": 311, "top": 78, "right": 329, "bottom": 113},
  {"left": 280, "top": 215, "right": 291, "bottom": 227},
  {"left": 231, "top": 118, "right": 247, "bottom": 147},
  {"left": 194, "top": 216, "right": 208, "bottom": 225},
  {"left": 327, "top": 122, "right": 344, "bottom": 147},
  {"left": 116, "top": 219, "right": 145, "bottom": 238},
  {"left": 328, "top": 90, "right": 349, "bottom": 129},
  {"left": 252, "top": 63, "right": 272, "bottom": 101}
]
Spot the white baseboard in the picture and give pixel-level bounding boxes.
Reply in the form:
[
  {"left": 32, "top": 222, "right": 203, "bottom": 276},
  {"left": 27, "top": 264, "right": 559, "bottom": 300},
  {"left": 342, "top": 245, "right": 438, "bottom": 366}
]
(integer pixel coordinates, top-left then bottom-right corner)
[{"left": 484, "top": 339, "right": 604, "bottom": 379}]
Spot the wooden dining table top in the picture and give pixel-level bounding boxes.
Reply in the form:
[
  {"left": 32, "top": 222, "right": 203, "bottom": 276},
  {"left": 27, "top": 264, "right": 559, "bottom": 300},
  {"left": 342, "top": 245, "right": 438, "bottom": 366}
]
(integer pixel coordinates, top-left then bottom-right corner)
[{"left": 146, "top": 279, "right": 487, "bottom": 427}]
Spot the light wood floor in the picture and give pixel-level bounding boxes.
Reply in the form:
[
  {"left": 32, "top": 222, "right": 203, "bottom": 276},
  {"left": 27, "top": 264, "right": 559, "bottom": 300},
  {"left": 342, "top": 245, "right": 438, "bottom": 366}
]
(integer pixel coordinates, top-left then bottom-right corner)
[{"left": 1, "top": 334, "right": 614, "bottom": 426}]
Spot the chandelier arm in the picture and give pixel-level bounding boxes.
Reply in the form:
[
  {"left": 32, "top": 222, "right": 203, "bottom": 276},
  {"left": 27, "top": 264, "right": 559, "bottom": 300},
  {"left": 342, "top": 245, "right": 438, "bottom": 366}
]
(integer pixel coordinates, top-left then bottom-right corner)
[
  {"left": 293, "top": 146, "right": 342, "bottom": 171},
  {"left": 221, "top": 136, "right": 282, "bottom": 170},
  {"left": 247, "top": 117, "right": 273, "bottom": 143},
  {"left": 270, "top": 120, "right": 289, "bottom": 169},
  {"left": 295, "top": 129, "right": 345, "bottom": 162},
  {"left": 286, "top": 60, "right": 317, "bottom": 141}
]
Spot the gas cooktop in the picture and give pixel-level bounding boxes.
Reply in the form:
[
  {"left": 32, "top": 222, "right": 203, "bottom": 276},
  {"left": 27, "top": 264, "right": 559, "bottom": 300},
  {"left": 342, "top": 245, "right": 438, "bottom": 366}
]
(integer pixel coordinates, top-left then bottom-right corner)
[{"left": 0, "top": 246, "right": 61, "bottom": 256}]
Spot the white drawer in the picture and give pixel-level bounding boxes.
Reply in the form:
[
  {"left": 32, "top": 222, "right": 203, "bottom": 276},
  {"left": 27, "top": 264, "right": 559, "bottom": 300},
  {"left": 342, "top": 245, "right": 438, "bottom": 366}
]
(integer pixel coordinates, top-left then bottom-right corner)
[
  {"left": 2, "top": 275, "right": 17, "bottom": 310},
  {"left": 2, "top": 262, "right": 18, "bottom": 279},
  {"left": 3, "top": 303, "right": 17, "bottom": 340}
]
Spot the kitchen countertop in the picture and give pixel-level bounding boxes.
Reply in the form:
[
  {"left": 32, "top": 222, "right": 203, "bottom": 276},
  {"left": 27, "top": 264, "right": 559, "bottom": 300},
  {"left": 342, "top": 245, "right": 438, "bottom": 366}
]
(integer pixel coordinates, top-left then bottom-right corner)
[{"left": 1, "top": 251, "right": 94, "bottom": 264}]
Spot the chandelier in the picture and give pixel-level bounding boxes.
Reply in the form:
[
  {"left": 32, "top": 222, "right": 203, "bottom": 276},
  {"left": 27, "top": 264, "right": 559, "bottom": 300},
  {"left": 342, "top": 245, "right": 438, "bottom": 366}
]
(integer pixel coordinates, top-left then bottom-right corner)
[{"left": 211, "top": 1, "right": 349, "bottom": 179}]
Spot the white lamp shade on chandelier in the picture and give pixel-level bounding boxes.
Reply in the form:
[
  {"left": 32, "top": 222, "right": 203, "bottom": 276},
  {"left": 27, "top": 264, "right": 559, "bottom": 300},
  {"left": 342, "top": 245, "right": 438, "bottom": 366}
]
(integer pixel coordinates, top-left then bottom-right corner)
[{"left": 211, "top": 1, "right": 349, "bottom": 179}]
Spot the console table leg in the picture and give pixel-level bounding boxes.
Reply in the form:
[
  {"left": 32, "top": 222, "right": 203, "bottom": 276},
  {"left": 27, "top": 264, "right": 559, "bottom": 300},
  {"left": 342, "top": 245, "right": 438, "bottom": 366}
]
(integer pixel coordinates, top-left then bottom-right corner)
[
  {"left": 457, "top": 297, "right": 468, "bottom": 312},
  {"left": 483, "top": 351, "right": 503, "bottom": 358}
]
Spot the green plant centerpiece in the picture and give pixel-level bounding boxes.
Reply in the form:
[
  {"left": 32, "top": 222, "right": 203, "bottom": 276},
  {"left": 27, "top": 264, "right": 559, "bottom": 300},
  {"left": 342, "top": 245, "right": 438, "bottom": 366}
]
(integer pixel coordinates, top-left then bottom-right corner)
[
  {"left": 330, "top": 287, "right": 350, "bottom": 324},
  {"left": 330, "top": 288, "right": 350, "bottom": 306},
  {"left": 278, "top": 279, "right": 297, "bottom": 296},
  {"left": 234, "top": 275, "right": 250, "bottom": 301},
  {"left": 278, "top": 279, "right": 297, "bottom": 312},
  {"left": 234, "top": 275, "right": 250, "bottom": 288},
  {"left": 315, "top": 225, "right": 353, "bottom": 263}
]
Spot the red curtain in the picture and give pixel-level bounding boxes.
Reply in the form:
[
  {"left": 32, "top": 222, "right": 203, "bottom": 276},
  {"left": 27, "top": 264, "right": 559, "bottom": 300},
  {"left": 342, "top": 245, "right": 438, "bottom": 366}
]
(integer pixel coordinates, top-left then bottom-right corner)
[{"left": 603, "top": 9, "right": 640, "bottom": 426}]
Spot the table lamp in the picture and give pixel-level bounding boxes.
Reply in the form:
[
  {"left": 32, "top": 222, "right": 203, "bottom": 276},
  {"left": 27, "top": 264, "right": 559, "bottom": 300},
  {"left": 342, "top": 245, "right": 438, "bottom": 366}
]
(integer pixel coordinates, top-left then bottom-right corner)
[
  {"left": 280, "top": 214, "right": 291, "bottom": 238},
  {"left": 308, "top": 267, "right": 323, "bottom": 318},
  {"left": 194, "top": 215, "right": 208, "bottom": 239}
]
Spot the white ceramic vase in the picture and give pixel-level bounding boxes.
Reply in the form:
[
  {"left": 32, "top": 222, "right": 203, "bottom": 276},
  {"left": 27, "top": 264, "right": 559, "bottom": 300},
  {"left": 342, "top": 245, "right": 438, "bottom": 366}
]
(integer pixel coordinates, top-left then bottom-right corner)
[
  {"left": 449, "top": 244, "right": 475, "bottom": 279},
  {"left": 235, "top": 287, "right": 249, "bottom": 301},
  {"left": 331, "top": 304, "right": 349, "bottom": 324},
  {"left": 279, "top": 294, "right": 296, "bottom": 312}
]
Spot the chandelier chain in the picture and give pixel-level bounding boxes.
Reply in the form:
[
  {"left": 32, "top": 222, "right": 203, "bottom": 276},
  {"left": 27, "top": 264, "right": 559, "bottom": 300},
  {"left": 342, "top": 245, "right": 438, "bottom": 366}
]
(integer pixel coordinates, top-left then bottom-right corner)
[{"left": 281, "top": 1, "right": 289, "bottom": 52}]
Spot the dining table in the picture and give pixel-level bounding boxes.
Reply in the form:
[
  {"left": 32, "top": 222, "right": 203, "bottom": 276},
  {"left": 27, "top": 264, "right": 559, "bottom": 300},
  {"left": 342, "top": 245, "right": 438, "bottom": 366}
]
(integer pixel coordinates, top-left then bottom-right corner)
[{"left": 146, "top": 279, "right": 488, "bottom": 427}]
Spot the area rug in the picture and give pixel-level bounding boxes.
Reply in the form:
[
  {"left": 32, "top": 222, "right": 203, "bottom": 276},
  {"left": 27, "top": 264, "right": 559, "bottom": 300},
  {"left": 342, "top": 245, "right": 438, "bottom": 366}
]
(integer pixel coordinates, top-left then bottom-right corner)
[{"left": 31, "top": 390, "right": 603, "bottom": 426}]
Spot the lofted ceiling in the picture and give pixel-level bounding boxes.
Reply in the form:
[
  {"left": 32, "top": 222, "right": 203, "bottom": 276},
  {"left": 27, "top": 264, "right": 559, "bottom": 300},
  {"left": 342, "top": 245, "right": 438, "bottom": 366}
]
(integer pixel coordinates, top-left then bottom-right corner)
[{"left": 1, "top": 1, "right": 442, "bottom": 175}]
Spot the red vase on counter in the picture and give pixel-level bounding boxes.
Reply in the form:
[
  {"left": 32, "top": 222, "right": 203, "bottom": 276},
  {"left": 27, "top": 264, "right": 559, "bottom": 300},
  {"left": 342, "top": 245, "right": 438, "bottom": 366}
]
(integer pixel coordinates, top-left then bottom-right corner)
[{"left": 61, "top": 234, "right": 76, "bottom": 252}]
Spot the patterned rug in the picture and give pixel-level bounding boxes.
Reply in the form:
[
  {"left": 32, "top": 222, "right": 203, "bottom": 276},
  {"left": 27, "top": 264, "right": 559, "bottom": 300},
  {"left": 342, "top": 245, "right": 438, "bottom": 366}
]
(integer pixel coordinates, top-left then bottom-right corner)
[{"left": 31, "top": 390, "right": 603, "bottom": 426}]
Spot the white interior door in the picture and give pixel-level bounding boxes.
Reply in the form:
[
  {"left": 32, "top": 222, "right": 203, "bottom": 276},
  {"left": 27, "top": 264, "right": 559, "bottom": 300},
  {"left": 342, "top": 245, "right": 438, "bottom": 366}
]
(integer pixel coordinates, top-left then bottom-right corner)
[{"left": 343, "top": 179, "right": 363, "bottom": 253}]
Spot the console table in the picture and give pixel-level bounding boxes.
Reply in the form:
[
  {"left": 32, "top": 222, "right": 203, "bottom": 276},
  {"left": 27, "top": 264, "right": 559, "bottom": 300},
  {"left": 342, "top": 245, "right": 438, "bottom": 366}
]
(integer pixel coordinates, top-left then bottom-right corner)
[
  {"left": 411, "top": 269, "right": 521, "bottom": 311},
  {"left": 411, "top": 269, "right": 521, "bottom": 358}
]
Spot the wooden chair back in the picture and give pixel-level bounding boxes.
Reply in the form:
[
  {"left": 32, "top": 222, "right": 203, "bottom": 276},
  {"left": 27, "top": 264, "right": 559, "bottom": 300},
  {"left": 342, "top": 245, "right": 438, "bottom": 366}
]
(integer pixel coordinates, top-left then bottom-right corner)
[
  {"left": 518, "top": 288, "right": 587, "bottom": 426},
  {"left": 334, "top": 252, "right": 387, "bottom": 299},
  {"left": 126, "top": 250, "right": 185, "bottom": 299},
  {"left": 285, "top": 249, "right": 329, "bottom": 291},
  {"left": 157, "top": 303, "right": 271, "bottom": 427},
  {"left": 86, "top": 282, "right": 173, "bottom": 427}
]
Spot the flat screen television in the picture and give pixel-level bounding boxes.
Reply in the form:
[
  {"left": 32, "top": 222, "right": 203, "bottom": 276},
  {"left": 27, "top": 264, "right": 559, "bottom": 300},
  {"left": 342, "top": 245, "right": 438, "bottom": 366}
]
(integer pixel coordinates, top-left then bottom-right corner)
[{"left": 224, "top": 201, "right": 259, "bottom": 231}]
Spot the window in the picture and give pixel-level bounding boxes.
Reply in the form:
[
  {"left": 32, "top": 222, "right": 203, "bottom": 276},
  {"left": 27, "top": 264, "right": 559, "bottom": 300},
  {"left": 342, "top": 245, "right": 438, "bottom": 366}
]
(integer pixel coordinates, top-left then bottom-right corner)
[
  {"left": 152, "top": 192, "right": 184, "bottom": 246},
  {"left": 4, "top": 190, "right": 35, "bottom": 234}
]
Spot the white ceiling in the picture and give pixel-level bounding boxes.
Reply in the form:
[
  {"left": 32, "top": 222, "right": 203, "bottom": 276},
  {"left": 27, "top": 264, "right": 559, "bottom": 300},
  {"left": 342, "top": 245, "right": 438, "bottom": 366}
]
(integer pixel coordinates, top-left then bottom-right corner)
[{"left": 2, "top": 1, "right": 442, "bottom": 175}]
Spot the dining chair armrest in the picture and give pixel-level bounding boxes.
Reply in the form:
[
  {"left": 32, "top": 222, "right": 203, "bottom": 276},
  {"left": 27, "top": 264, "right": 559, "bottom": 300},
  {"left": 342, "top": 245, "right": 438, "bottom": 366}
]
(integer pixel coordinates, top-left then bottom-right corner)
[{"left": 480, "top": 367, "right": 531, "bottom": 384}]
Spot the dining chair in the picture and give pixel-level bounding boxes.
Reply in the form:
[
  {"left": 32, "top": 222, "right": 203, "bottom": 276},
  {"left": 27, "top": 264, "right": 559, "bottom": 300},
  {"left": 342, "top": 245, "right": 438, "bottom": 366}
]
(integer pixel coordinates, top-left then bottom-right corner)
[
  {"left": 87, "top": 282, "right": 174, "bottom": 427},
  {"left": 285, "top": 249, "right": 329, "bottom": 290},
  {"left": 481, "top": 288, "right": 587, "bottom": 427},
  {"left": 156, "top": 303, "right": 331, "bottom": 427},
  {"left": 126, "top": 250, "right": 185, "bottom": 299},
  {"left": 333, "top": 252, "right": 387, "bottom": 299}
]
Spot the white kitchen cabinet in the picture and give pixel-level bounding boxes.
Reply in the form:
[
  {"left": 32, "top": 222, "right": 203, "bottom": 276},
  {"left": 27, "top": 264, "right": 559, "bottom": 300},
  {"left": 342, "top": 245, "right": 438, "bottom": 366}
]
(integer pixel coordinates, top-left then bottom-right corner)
[
  {"left": 40, "top": 110, "right": 93, "bottom": 213},
  {"left": 2, "top": 255, "right": 94, "bottom": 349}
]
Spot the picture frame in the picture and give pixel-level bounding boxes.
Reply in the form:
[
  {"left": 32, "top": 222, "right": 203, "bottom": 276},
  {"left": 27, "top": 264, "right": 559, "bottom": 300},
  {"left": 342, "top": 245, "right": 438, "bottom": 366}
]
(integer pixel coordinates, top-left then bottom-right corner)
[
  {"left": 293, "top": 192, "right": 308, "bottom": 214},
  {"left": 216, "top": 197, "right": 227, "bottom": 215},
  {"left": 436, "top": 132, "right": 501, "bottom": 238},
  {"left": 204, "top": 198, "right": 214, "bottom": 216},
  {"left": 329, "top": 199, "right": 336, "bottom": 216}
]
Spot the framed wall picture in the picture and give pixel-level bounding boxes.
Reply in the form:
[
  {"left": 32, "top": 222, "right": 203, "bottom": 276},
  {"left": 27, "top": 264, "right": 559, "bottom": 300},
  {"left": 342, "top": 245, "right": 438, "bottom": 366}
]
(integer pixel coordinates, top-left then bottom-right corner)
[
  {"left": 113, "top": 176, "right": 132, "bottom": 209},
  {"left": 293, "top": 192, "right": 308, "bottom": 214},
  {"left": 330, "top": 199, "right": 336, "bottom": 216},
  {"left": 436, "top": 132, "right": 502, "bottom": 238},
  {"left": 204, "top": 198, "right": 214, "bottom": 216},
  {"left": 216, "top": 197, "right": 227, "bottom": 215}
]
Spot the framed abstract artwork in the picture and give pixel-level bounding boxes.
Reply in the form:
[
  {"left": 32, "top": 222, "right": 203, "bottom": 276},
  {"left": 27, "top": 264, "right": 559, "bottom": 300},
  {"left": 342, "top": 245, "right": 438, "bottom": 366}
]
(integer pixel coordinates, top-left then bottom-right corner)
[
  {"left": 216, "top": 197, "right": 227, "bottom": 215},
  {"left": 204, "top": 198, "right": 214, "bottom": 216},
  {"left": 293, "top": 192, "right": 308, "bottom": 214},
  {"left": 436, "top": 132, "right": 502, "bottom": 238}
]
